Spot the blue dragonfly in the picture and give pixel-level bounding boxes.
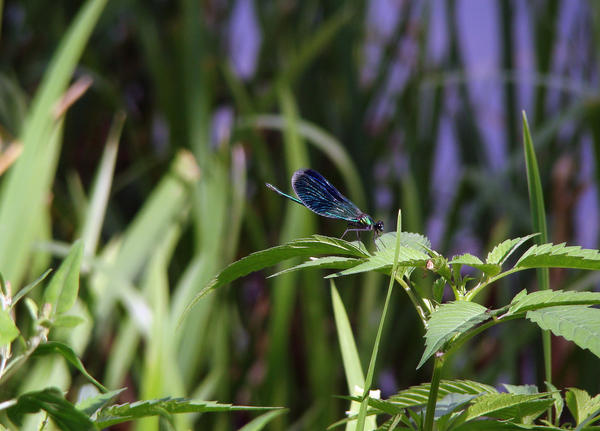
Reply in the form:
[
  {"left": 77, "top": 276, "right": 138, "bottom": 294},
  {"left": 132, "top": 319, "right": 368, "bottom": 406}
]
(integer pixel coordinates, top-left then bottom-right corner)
[{"left": 266, "top": 169, "right": 384, "bottom": 244}]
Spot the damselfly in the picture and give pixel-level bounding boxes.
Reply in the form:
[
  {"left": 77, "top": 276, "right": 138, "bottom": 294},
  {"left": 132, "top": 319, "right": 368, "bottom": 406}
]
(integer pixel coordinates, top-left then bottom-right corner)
[{"left": 266, "top": 169, "right": 384, "bottom": 243}]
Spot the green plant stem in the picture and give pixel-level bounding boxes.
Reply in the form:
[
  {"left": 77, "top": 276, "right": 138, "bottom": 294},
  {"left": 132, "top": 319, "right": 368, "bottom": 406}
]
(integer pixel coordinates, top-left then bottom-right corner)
[
  {"left": 424, "top": 355, "right": 444, "bottom": 431},
  {"left": 356, "top": 210, "right": 402, "bottom": 431},
  {"left": 355, "top": 263, "right": 396, "bottom": 431},
  {"left": 396, "top": 277, "right": 427, "bottom": 325},
  {"left": 465, "top": 268, "right": 522, "bottom": 301}
]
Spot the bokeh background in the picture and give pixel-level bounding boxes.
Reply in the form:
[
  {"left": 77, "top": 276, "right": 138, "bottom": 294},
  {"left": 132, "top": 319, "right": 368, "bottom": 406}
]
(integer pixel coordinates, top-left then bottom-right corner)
[{"left": 2, "top": 0, "right": 600, "bottom": 429}]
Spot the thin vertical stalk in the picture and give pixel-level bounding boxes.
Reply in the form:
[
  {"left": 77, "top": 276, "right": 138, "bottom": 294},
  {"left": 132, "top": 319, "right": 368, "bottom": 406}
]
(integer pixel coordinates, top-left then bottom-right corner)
[
  {"left": 356, "top": 210, "right": 402, "bottom": 430},
  {"left": 424, "top": 356, "right": 444, "bottom": 431},
  {"left": 522, "top": 111, "right": 552, "bottom": 422}
]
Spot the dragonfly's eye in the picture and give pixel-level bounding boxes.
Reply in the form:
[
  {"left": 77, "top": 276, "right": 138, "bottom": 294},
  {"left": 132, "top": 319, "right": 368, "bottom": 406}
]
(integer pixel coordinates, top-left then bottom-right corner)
[{"left": 375, "top": 221, "right": 384, "bottom": 231}]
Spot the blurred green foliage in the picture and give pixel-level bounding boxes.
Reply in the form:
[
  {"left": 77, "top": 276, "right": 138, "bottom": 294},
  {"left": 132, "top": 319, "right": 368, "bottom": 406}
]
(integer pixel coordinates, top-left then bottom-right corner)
[{"left": 1, "top": 0, "right": 600, "bottom": 429}]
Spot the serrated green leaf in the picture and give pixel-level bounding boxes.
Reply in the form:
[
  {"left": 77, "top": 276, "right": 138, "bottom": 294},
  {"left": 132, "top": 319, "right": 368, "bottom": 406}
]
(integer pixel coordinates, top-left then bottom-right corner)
[
  {"left": 0, "top": 309, "right": 19, "bottom": 345},
  {"left": 515, "top": 243, "right": 600, "bottom": 270},
  {"left": 94, "top": 398, "right": 281, "bottom": 428},
  {"left": 502, "top": 384, "right": 539, "bottom": 395},
  {"left": 180, "top": 235, "right": 368, "bottom": 325},
  {"left": 566, "top": 388, "right": 591, "bottom": 425},
  {"left": 327, "top": 232, "right": 431, "bottom": 279},
  {"left": 269, "top": 256, "right": 362, "bottom": 278},
  {"left": 486, "top": 234, "right": 539, "bottom": 265},
  {"left": 387, "top": 380, "right": 497, "bottom": 408},
  {"left": 565, "top": 387, "right": 600, "bottom": 425},
  {"left": 33, "top": 341, "right": 107, "bottom": 392},
  {"left": 526, "top": 306, "right": 600, "bottom": 358},
  {"left": 434, "top": 392, "right": 478, "bottom": 419},
  {"left": 43, "top": 240, "right": 83, "bottom": 315},
  {"left": 453, "top": 419, "right": 562, "bottom": 430},
  {"left": 449, "top": 254, "right": 501, "bottom": 276},
  {"left": 6, "top": 387, "right": 94, "bottom": 430},
  {"left": 509, "top": 290, "right": 600, "bottom": 315},
  {"left": 464, "top": 393, "right": 553, "bottom": 421},
  {"left": 417, "top": 302, "right": 489, "bottom": 369},
  {"left": 76, "top": 387, "right": 126, "bottom": 416}
]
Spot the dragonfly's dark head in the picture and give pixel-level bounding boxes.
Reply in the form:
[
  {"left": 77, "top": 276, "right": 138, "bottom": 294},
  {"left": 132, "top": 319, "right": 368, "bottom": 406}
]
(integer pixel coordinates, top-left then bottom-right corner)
[{"left": 374, "top": 220, "right": 384, "bottom": 234}]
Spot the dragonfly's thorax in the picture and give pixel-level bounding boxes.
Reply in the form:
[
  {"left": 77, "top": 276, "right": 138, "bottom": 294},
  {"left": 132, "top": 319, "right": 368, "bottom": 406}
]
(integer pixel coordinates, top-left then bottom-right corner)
[{"left": 358, "top": 214, "right": 375, "bottom": 228}]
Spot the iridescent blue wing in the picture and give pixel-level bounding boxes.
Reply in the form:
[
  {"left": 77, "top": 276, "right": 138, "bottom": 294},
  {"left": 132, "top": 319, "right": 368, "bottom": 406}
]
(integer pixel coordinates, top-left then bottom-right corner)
[{"left": 291, "top": 169, "right": 363, "bottom": 222}]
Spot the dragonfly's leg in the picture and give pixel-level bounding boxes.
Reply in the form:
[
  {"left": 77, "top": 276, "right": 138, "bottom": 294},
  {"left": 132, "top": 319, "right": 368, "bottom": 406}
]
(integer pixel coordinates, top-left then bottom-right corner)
[
  {"left": 341, "top": 228, "right": 350, "bottom": 239},
  {"left": 355, "top": 231, "right": 360, "bottom": 242}
]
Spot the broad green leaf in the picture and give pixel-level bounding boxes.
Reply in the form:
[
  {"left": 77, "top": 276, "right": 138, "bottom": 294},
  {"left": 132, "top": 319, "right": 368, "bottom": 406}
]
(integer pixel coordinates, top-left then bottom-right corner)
[
  {"left": 11, "top": 269, "right": 52, "bottom": 309},
  {"left": 449, "top": 254, "right": 500, "bottom": 276},
  {"left": 526, "top": 306, "right": 600, "bottom": 358},
  {"left": 509, "top": 290, "right": 600, "bottom": 315},
  {"left": 238, "top": 409, "right": 289, "bottom": 431},
  {"left": 269, "top": 256, "right": 362, "bottom": 278},
  {"left": 387, "top": 379, "right": 497, "bottom": 408},
  {"left": 0, "top": 309, "right": 19, "bottom": 345},
  {"left": 180, "top": 235, "right": 368, "bottom": 324},
  {"left": 43, "top": 240, "right": 83, "bottom": 315},
  {"left": 486, "top": 234, "right": 539, "bottom": 265},
  {"left": 76, "top": 387, "right": 126, "bottom": 416},
  {"left": 6, "top": 387, "right": 94, "bottom": 430},
  {"left": 565, "top": 387, "right": 600, "bottom": 425},
  {"left": 434, "top": 392, "right": 478, "bottom": 419},
  {"left": 515, "top": 243, "right": 600, "bottom": 270},
  {"left": 502, "top": 384, "right": 539, "bottom": 395},
  {"left": 417, "top": 302, "right": 489, "bottom": 369},
  {"left": 33, "top": 341, "right": 107, "bottom": 391},
  {"left": 464, "top": 393, "right": 554, "bottom": 421},
  {"left": 328, "top": 232, "right": 431, "bottom": 278},
  {"left": 454, "top": 420, "right": 562, "bottom": 430},
  {"left": 94, "top": 398, "right": 281, "bottom": 428}
]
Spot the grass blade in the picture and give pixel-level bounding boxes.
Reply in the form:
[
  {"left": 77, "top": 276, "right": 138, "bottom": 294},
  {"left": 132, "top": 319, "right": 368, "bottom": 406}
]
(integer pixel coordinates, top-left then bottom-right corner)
[
  {"left": 0, "top": 0, "right": 108, "bottom": 286},
  {"left": 522, "top": 111, "right": 552, "bottom": 409}
]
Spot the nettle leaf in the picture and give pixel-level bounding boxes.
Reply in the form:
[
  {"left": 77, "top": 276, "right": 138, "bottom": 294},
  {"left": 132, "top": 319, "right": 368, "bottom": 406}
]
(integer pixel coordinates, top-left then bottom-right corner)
[
  {"left": 515, "top": 243, "right": 600, "bottom": 270},
  {"left": 43, "top": 240, "right": 83, "bottom": 316},
  {"left": 77, "top": 388, "right": 126, "bottom": 416},
  {"left": 449, "top": 254, "right": 500, "bottom": 276},
  {"left": 434, "top": 393, "right": 479, "bottom": 419},
  {"left": 486, "top": 234, "right": 539, "bottom": 266},
  {"left": 0, "top": 308, "right": 19, "bottom": 345},
  {"left": 453, "top": 420, "right": 562, "bottom": 430},
  {"left": 268, "top": 256, "right": 361, "bottom": 278},
  {"left": 418, "top": 302, "right": 490, "bottom": 369},
  {"left": 509, "top": 290, "right": 600, "bottom": 315},
  {"left": 565, "top": 387, "right": 600, "bottom": 425},
  {"left": 464, "top": 393, "right": 554, "bottom": 422},
  {"left": 6, "top": 387, "right": 94, "bottom": 430},
  {"left": 94, "top": 398, "right": 280, "bottom": 428},
  {"left": 33, "top": 342, "right": 107, "bottom": 392},
  {"left": 366, "top": 380, "right": 497, "bottom": 421},
  {"left": 387, "top": 379, "right": 497, "bottom": 408},
  {"left": 526, "top": 306, "right": 600, "bottom": 358},
  {"left": 328, "top": 232, "right": 431, "bottom": 278},
  {"left": 502, "top": 384, "right": 539, "bottom": 395}
]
